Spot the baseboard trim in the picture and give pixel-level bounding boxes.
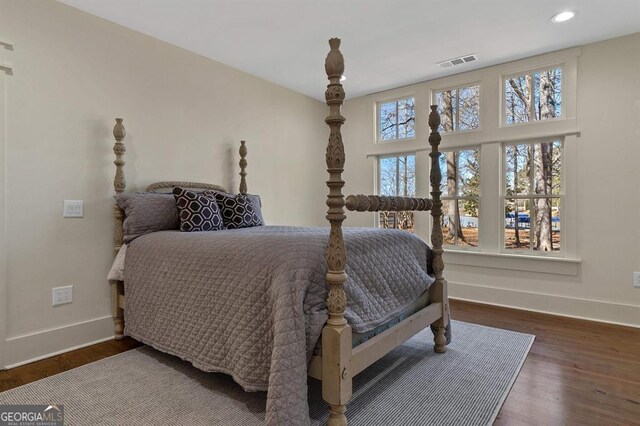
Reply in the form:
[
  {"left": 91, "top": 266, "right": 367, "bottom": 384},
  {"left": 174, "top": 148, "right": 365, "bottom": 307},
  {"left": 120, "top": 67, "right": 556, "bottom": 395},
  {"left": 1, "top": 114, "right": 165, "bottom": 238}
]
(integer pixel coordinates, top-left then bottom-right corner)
[
  {"left": 3, "top": 315, "right": 115, "bottom": 369},
  {"left": 449, "top": 281, "right": 640, "bottom": 328},
  {"left": 3, "top": 286, "right": 637, "bottom": 369}
]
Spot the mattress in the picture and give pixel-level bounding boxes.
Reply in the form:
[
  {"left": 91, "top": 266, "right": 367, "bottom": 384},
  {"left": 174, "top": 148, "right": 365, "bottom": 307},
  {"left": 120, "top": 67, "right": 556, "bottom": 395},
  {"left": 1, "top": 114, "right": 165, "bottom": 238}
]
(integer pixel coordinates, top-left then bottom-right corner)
[{"left": 313, "top": 289, "right": 431, "bottom": 355}]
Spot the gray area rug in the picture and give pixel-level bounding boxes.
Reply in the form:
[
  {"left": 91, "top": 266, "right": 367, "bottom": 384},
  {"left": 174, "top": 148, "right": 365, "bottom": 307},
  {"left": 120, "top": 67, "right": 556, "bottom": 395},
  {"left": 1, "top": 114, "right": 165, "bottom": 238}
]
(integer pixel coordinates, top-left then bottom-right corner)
[{"left": 0, "top": 321, "right": 534, "bottom": 425}]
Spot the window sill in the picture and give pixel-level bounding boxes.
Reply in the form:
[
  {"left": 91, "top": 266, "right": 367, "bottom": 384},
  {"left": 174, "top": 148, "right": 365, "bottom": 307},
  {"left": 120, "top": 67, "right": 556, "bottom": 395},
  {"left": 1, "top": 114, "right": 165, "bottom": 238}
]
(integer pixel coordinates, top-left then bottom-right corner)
[
  {"left": 443, "top": 250, "right": 581, "bottom": 276},
  {"left": 376, "top": 136, "right": 417, "bottom": 144},
  {"left": 365, "top": 120, "right": 580, "bottom": 157},
  {"left": 366, "top": 139, "right": 430, "bottom": 157}
]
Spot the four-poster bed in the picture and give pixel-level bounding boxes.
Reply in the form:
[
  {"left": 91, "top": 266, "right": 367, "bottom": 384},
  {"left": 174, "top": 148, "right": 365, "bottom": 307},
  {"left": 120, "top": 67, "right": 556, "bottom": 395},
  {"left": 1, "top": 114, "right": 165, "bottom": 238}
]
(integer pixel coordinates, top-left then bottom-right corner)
[{"left": 109, "top": 38, "right": 449, "bottom": 426}]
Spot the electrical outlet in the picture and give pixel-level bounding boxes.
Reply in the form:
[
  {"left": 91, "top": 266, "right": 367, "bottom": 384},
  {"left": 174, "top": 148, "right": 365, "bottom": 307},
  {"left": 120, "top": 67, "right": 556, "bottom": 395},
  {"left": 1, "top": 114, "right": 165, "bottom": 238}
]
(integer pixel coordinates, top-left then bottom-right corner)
[
  {"left": 634, "top": 272, "right": 640, "bottom": 288},
  {"left": 52, "top": 285, "right": 73, "bottom": 306},
  {"left": 63, "top": 200, "right": 83, "bottom": 218}
]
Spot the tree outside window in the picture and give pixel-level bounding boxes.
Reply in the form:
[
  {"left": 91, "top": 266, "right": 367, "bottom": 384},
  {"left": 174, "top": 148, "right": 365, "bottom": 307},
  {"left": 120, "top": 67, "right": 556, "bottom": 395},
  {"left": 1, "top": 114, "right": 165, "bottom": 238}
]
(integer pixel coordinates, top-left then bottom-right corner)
[
  {"left": 434, "top": 84, "right": 480, "bottom": 133},
  {"left": 378, "top": 98, "right": 415, "bottom": 141},
  {"left": 378, "top": 154, "right": 416, "bottom": 231},
  {"left": 504, "top": 140, "right": 563, "bottom": 252},
  {"left": 505, "top": 67, "right": 562, "bottom": 125},
  {"left": 438, "top": 148, "right": 480, "bottom": 248}
]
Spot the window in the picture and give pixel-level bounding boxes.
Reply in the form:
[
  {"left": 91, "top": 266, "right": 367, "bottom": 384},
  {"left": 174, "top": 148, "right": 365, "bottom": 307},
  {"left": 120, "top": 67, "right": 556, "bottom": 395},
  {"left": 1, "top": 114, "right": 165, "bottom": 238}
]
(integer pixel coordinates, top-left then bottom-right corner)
[
  {"left": 503, "top": 140, "right": 563, "bottom": 253},
  {"left": 433, "top": 84, "right": 480, "bottom": 132},
  {"left": 438, "top": 148, "right": 480, "bottom": 248},
  {"left": 378, "top": 154, "right": 416, "bottom": 231},
  {"left": 504, "top": 66, "right": 562, "bottom": 125},
  {"left": 368, "top": 50, "right": 577, "bottom": 261},
  {"left": 378, "top": 97, "right": 415, "bottom": 141}
]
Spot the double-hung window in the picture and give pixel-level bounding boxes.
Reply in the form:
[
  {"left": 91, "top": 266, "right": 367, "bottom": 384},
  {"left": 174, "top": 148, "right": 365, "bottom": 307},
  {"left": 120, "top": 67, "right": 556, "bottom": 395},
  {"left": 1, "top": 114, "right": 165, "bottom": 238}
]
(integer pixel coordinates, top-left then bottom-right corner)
[{"left": 376, "top": 97, "right": 417, "bottom": 231}]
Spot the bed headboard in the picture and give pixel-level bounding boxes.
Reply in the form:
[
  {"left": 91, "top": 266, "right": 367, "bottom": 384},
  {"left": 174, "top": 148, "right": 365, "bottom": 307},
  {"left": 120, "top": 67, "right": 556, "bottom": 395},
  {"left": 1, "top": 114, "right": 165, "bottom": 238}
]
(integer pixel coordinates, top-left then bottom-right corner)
[
  {"left": 111, "top": 119, "right": 248, "bottom": 252},
  {"left": 145, "top": 182, "right": 227, "bottom": 193}
]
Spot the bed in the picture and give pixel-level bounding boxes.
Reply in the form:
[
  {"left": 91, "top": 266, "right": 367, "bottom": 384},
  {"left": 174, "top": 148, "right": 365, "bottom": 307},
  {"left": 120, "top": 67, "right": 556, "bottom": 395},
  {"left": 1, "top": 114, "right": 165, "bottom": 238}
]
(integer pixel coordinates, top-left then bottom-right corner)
[{"left": 108, "top": 38, "right": 449, "bottom": 426}]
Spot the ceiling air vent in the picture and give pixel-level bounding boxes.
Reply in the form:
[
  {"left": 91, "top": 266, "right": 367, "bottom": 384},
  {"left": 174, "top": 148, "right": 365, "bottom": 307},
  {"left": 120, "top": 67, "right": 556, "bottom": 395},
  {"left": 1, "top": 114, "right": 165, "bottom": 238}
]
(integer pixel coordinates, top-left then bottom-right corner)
[{"left": 437, "top": 54, "right": 478, "bottom": 70}]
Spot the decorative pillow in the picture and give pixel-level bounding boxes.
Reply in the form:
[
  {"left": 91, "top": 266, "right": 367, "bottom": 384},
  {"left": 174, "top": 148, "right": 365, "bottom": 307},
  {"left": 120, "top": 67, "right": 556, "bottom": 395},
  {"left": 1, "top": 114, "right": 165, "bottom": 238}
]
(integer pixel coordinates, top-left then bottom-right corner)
[
  {"left": 204, "top": 190, "right": 264, "bottom": 229},
  {"left": 173, "top": 187, "right": 224, "bottom": 232},
  {"left": 245, "top": 194, "right": 265, "bottom": 225},
  {"left": 115, "top": 193, "right": 180, "bottom": 243}
]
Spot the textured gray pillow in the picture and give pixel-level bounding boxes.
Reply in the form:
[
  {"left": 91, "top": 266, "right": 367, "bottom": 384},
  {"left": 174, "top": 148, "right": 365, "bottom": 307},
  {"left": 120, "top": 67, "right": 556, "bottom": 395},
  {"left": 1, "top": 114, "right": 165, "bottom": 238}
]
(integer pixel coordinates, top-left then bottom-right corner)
[
  {"left": 246, "top": 194, "right": 265, "bottom": 225},
  {"left": 115, "top": 193, "right": 180, "bottom": 242}
]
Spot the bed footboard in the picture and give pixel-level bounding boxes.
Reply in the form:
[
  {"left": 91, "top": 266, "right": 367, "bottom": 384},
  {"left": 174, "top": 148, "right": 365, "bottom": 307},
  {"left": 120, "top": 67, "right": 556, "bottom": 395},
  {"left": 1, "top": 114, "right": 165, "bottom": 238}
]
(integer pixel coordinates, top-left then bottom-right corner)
[
  {"left": 427, "top": 106, "right": 449, "bottom": 353},
  {"left": 320, "top": 39, "right": 448, "bottom": 425},
  {"left": 322, "top": 38, "right": 352, "bottom": 426},
  {"left": 345, "top": 194, "right": 433, "bottom": 212},
  {"left": 111, "top": 280, "right": 124, "bottom": 340}
]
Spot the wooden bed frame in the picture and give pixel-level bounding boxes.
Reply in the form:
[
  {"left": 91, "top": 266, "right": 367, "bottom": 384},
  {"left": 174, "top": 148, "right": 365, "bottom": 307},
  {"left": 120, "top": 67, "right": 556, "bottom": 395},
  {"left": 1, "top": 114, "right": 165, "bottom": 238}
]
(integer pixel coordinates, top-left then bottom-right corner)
[{"left": 110, "top": 38, "right": 448, "bottom": 426}]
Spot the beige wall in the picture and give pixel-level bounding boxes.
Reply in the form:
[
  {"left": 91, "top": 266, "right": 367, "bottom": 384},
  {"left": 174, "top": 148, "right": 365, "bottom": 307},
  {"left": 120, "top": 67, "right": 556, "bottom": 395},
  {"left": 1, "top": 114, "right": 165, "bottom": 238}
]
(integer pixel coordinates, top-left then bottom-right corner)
[
  {"left": 0, "top": 0, "right": 327, "bottom": 367},
  {"left": 342, "top": 33, "right": 640, "bottom": 327}
]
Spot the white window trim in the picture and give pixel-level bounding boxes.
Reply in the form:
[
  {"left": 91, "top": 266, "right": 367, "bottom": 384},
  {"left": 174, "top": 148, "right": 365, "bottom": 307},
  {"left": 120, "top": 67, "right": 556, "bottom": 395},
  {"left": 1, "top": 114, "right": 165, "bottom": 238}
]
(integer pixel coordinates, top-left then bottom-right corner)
[
  {"left": 430, "top": 81, "right": 482, "bottom": 134},
  {"left": 444, "top": 250, "right": 580, "bottom": 276},
  {"left": 501, "top": 62, "right": 566, "bottom": 128},
  {"left": 376, "top": 95, "right": 417, "bottom": 143}
]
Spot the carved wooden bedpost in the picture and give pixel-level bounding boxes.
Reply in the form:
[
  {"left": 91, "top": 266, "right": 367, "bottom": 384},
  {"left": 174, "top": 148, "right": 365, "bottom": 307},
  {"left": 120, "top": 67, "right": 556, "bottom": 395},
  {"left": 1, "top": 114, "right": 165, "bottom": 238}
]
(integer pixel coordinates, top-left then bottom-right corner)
[
  {"left": 322, "top": 38, "right": 352, "bottom": 426},
  {"left": 113, "top": 118, "right": 126, "bottom": 247},
  {"left": 239, "top": 140, "right": 248, "bottom": 194},
  {"left": 428, "top": 106, "right": 449, "bottom": 353},
  {"left": 112, "top": 118, "right": 126, "bottom": 340}
]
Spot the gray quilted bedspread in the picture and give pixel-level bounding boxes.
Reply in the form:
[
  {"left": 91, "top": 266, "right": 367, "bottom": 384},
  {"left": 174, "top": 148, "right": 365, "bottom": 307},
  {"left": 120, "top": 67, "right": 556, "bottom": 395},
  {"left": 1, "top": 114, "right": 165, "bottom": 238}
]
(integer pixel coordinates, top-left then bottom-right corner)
[{"left": 124, "top": 226, "right": 435, "bottom": 425}]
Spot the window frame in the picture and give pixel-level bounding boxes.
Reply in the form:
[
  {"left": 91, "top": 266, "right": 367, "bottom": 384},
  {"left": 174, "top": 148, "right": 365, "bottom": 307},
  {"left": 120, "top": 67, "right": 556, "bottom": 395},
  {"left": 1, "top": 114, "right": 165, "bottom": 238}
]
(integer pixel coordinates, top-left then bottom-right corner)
[
  {"left": 439, "top": 146, "right": 482, "bottom": 252},
  {"left": 500, "top": 137, "right": 565, "bottom": 257},
  {"left": 431, "top": 81, "right": 482, "bottom": 134},
  {"left": 364, "top": 47, "right": 580, "bottom": 264},
  {"left": 501, "top": 63, "right": 566, "bottom": 128},
  {"left": 376, "top": 96, "right": 417, "bottom": 143}
]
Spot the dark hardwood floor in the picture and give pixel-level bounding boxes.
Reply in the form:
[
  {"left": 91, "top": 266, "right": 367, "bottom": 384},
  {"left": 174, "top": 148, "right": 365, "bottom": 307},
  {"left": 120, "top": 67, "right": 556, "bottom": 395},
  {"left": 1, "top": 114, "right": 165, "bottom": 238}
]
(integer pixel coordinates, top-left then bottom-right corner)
[
  {"left": 1, "top": 300, "right": 638, "bottom": 425},
  {"left": 0, "top": 336, "right": 142, "bottom": 393},
  {"left": 451, "top": 300, "right": 640, "bottom": 426}
]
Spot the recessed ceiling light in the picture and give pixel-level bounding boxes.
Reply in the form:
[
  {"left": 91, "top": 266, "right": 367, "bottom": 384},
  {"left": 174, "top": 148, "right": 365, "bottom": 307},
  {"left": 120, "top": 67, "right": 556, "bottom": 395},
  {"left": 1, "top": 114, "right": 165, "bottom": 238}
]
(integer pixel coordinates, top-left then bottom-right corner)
[
  {"left": 340, "top": 75, "right": 347, "bottom": 82},
  {"left": 551, "top": 10, "right": 575, "bottom": 23}
]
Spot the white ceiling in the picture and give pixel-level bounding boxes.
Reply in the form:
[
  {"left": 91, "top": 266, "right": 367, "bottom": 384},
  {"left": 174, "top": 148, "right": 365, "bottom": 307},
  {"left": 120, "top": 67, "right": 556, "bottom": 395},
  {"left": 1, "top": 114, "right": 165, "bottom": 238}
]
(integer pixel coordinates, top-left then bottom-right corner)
[{"left": 59, "top": 0, "right": 640, "bottom": 100}]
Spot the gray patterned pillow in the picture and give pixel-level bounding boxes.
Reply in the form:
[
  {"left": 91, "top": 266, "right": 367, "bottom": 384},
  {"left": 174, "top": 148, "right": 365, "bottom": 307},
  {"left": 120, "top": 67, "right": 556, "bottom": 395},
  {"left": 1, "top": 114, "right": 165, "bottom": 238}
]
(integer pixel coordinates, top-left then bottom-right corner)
[
  {"left": 173, "top": 187, "right": 224, "bottom": 232},
  {"left": 243, "top": 194, "right": 264, "bottom": 225},
  {"left": 204, "top": 191, "right": 264, "bottom": 229},
  {"left": 115, "top": 193, "right": 179, "bottom": 243}
]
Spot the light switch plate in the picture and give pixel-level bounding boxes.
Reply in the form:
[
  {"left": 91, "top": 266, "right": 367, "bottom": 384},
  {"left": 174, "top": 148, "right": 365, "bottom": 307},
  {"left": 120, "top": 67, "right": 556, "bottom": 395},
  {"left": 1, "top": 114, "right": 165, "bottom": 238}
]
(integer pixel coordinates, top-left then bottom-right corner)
[
  {"left": 63, "top": 200, "right": 83, "bottom": 218},
  {"left": 634, "top": 272, "right": 640, "bottom": 288}
]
